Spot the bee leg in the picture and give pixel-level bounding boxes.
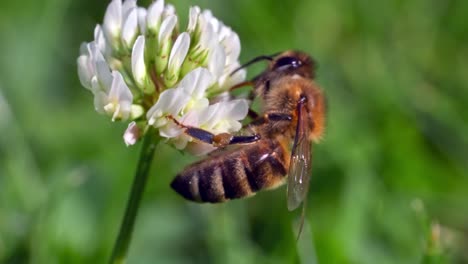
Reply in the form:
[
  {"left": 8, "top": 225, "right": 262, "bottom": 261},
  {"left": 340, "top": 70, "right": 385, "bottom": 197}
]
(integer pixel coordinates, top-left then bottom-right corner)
[
  {"left": 184, "top": 127, "right": 263, "bottom": 147},
  {"left": 166, "top": 115, "right": 261, "bottom": 148},
  {"left": 227, "top": 134, "right": 261, "bottom": 145},
  {"left": 184, "top": 127, "right": 261, "bottom": 148}
]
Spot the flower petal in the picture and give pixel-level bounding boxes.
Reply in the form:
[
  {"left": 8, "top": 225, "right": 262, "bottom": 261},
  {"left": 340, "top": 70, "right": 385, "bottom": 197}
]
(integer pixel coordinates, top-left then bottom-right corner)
[
  {"left": 77, "top": 43, "right": 95, "bottom": 90},
  {"left": 199, "top": 99, "right": 248, "bottom": 132},
  {"left": 187, "top": 6, "right": 200, "bottom": 32},
  {"left": 223, "top": 99, "right": 249, "bottom": 120},
  {"left": 197, "top": 103, "right": 221, "bottom": 127},
  {"left": 159, "top": 120, "right": 183, "bottom": 138},
  {"left": 178, "top": 68, "right": 214, "bottom": 99},
  {"left": 171, "top": 134, "right": 190, "bottom": 150},
  {"left": 110, "top": 71, "right": 132, "bottom": 102},
  {"left": 147, "top": 0, "right": 164, "bottom": 32},
  {"left": 207, "top": 44, "right": 226, "bottom": 79},
  {"left": 218, "top": 64, "right": 246, "bottom": 90},
  {"left": 103, "top": 0, "right": 122, "bottom": 42},
  {"left": 122, "top": 0, "right": 136, "bottom": 18},
  {"left": 121, "top": 7, "right": 139, "bottom": 49},
  {"left": 92, "top": 88, "right": 107, "bottom": 114},
  {"left": 221, "top": 30, "right": 241, "bottom": 64},
  {"left": 123, "top": 121, "right": 140, "bottom": 146},
  {"left": 179, "top": 109, "right": 201, "bottom": 127},
  {"left": 163, "top": 4, "right": 175, "bottom": 18},
  {"left": 158, "top": 14, "right": 177, "bottom": 43},
  {"left": 93, "top": 47, "right": 113, "bottom": 92},
  {"left": 147, "top": 88, "right": 190, "bottom": 126},
  {"left": 107, "top": 71, "right": 133, "bottom": 121},
  {"left": 198, "top": 17, "right": 215, "bottom": 51},
  {"left": 77, "top": 56, "right": 92, "bottom": 90},
  {"left": 131, "top": 36, "right": 146, "bottom": 88},
  {"left": 137, "top": 7, "right": 147, "bottom": 34},
  {"left": 201, "top": 10, "right": 220, "bottom": 33},
  {"left": 167, "top": 32, "right": 190, "bottom": 77},
  {"left": 94, "top": 25, "right": 108, "bottom": 56}
]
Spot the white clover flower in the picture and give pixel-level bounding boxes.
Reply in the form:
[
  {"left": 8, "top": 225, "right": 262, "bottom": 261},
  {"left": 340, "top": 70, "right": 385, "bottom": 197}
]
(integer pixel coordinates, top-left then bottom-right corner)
[
  {"left": 147, "top": 0, "right": 165, "bottom": 32},
  {"left": 155, "top": 14, "right": 178, "bottom": 74},
  {"left": 137, "top": 7, "right": 148, "bottom": 34},
  {"left": 124, "top": 121, "right": 140, "bottom": 146},
  {"left": 94, "top": 25, "right": 110, "bottom": 57},
  {"left": 101, "top": 0, "right": 147, "bottom": 55},
  {"left": 187, "top": 6, "right": 200, "bottom": 33},
  {"left": 164, "top": 32, "right": 190, "bottom": 86},
  {"left": 121, "top": 7, "right": 139, "bottom": 50},
  {"left": 131, "top": 36, "right": 149, "bottom": 90},
  {"left": 77, "top": 42, "right": 96, "bottom": 90},
  {"left": 92, "top": 69, "right": 133, "bottom": 121},
  {"left": 174, "top": 99, "right": 248, "bottom": 154},
  {"left": 146, "top": 68, "right": 213, "bottom": 133},
  {"left": 102, "top": 0, "right": 123, "bottom": 44},
  {"left": 182, "top": 8, "right": 246, "bottom": 94},
  {"left": 78, "top": 0, "right": 249, "bottom": 154}
]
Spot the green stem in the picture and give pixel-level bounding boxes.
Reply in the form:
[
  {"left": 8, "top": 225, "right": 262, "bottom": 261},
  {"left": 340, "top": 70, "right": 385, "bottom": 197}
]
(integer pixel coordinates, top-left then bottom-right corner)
[{"left": 109, "top": 128, "right": 159, "bottom": 264}]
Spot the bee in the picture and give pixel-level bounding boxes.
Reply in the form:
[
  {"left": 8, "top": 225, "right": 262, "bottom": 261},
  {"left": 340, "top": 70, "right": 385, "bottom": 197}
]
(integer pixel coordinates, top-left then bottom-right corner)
[{"left": 170, "top": 50, "right": 325, "bottom": 212}]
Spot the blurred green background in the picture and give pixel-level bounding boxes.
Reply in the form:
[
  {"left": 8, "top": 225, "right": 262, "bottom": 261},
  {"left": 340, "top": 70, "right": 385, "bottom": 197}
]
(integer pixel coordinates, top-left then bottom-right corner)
[{"left": 1, "top": 0, "right": 467, "bottom": 263}]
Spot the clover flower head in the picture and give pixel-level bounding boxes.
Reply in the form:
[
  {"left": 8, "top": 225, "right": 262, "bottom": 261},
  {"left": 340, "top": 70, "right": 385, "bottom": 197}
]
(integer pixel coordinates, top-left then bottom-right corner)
[{"left": 78, "top": 0, "right": 249, "bottom": 155}]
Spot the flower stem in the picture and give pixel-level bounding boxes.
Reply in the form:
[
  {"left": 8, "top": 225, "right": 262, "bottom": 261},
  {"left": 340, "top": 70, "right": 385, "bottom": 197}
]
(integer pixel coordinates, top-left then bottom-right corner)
[{"left": 109, "top": 128, "right": 159, "bottom": 264}]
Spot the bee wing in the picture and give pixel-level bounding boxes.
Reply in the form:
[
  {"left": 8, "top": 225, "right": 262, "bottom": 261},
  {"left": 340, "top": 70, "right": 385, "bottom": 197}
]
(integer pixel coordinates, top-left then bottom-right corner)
[{"left": 287, "top": 100, "right": 312, "bottom": 211}]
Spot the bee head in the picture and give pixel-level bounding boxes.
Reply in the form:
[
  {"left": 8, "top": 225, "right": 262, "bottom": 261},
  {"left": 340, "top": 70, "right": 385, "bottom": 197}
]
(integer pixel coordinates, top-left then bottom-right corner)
[
  {"left": 229, "top": 50, "right": 316, "bottom": 80},
  {"left": 270, "top": 51, "right": 316, "bottom": 78}
]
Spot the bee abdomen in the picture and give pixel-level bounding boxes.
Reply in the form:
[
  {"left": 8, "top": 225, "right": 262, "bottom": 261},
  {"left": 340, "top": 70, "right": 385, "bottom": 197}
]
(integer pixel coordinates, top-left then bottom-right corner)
[
  {"left": 170, "top": 162, "right": 225, "bottom": 203},
  {"left": 171, "top": 158, "right": 253, "bottom": 203},
  {"left": 171, "top": 141, "right": 288, "bottom": 203}
]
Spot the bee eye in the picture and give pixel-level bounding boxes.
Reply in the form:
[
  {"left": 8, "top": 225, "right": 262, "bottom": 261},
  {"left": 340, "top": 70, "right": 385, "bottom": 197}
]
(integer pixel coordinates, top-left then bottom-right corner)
[{"left": 274, "top": 57, "right": 302, "bottom": 70}]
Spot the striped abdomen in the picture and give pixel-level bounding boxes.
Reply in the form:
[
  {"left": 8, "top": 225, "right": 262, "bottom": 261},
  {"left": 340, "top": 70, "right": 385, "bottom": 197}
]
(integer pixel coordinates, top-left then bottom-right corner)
[{"left": 171, "top": 139, "right": 290, "bottom": 203}]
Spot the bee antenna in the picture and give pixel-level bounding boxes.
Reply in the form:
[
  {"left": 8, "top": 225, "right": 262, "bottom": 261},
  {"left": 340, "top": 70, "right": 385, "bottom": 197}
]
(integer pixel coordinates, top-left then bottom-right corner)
[{"left": 229, "top": 54, "right": 276, "bottom": 76}]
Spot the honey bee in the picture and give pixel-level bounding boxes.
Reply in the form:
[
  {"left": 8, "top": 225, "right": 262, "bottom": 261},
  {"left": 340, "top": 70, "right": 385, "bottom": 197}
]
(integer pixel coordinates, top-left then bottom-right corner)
[{"left": 170, "top": 50, "right": 325, "bottom": 212}]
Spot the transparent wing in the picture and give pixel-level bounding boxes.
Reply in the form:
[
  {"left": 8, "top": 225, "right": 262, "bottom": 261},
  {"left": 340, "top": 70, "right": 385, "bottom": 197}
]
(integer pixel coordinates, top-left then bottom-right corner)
[{"left": 287, "top": 100, "right": 312, "bottom": 211}]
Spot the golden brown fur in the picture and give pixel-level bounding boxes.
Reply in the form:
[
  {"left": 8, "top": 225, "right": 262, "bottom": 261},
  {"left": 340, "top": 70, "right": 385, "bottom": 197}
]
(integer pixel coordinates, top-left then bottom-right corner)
[{"left": 171, "top": 50, "right": 325, "bottom": 203}]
